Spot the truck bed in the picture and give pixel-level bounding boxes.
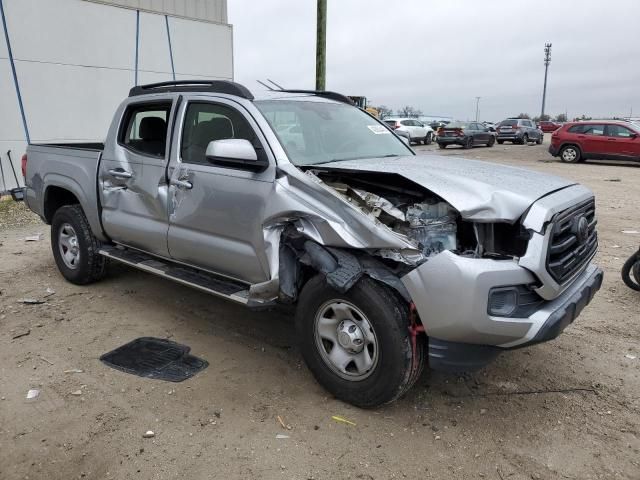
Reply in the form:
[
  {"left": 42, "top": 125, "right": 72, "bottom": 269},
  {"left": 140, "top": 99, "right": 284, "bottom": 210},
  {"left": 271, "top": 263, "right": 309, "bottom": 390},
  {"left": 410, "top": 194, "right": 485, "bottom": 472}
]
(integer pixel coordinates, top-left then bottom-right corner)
[{"left": 25, "top": 142, "right": 105, "bottom": 239}]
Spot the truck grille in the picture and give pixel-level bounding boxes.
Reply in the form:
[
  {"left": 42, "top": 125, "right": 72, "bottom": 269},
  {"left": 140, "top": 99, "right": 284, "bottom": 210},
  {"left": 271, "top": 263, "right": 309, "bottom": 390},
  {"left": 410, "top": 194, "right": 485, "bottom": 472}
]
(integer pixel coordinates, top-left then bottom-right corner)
[{"left": 546, "top": 199, "right": 597, "bottom": 284}]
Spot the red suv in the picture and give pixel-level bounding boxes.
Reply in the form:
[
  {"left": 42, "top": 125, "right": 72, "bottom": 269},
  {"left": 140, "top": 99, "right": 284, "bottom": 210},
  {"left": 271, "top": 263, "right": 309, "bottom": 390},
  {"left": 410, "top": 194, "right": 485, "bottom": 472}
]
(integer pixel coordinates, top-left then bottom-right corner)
[
  {"left": 549, "top": 121, "right": 640, "bottom": 163},
  {"left": 538, "top": 121, "right": 561, "bottom": 132}
]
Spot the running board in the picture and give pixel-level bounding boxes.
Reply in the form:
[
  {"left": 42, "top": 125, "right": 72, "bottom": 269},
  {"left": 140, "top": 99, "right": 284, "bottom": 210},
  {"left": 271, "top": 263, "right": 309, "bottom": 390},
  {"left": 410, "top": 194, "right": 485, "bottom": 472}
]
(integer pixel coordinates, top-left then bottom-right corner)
[{"left": 99, "top": 246, "right": 251, "bottom": 305}]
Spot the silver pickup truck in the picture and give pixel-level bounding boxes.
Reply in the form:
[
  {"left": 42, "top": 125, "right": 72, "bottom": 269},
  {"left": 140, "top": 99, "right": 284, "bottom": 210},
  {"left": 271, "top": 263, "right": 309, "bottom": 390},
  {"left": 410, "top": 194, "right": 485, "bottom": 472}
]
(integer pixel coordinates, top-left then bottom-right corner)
[{"left": 23, "top": 81, "right": 602, "bottom": 407}]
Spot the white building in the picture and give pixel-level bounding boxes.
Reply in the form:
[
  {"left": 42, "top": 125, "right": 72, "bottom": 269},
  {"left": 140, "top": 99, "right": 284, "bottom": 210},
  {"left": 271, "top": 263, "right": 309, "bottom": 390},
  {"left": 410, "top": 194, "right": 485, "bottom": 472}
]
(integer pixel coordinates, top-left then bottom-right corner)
[{"left": 1, "top": 0, "right": 232, "bottom": 191}]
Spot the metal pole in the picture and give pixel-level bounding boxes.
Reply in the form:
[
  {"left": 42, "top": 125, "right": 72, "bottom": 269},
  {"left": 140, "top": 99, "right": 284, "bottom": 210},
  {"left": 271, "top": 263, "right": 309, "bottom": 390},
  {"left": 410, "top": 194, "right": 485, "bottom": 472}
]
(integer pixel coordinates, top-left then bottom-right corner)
[
  {"left": 541, "top": 43, "right": 552, "bottom": 119},
  {"left": 315, "top": 0, "right": 326, "bottom": 91},
  {"left": 1, "top": 0, "right": 31, "bottom": 145},
  {"left": 135, "top": 10, "right": 140, "bottom": 86},
  {"left": 165, "top": 15, "right": 176, "bottom": 81},
  {"left": 475, "top": 97, "right": 481, "bottom": 122}
]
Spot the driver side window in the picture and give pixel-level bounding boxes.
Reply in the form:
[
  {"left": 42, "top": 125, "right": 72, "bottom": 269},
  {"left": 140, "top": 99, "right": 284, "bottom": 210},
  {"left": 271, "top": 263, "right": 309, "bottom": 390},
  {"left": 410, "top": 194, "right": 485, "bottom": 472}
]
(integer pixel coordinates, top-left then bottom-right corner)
[{"left": 181, "top": 102, "right": 261, "bottom": 166}]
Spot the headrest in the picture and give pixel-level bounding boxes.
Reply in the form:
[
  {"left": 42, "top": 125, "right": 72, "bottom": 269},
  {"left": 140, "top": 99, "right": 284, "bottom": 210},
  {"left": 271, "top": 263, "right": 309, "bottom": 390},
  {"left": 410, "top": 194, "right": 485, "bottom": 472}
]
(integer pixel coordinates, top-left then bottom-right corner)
[{"left": 139, "top": 117, "right": 167, "bottom": 141}]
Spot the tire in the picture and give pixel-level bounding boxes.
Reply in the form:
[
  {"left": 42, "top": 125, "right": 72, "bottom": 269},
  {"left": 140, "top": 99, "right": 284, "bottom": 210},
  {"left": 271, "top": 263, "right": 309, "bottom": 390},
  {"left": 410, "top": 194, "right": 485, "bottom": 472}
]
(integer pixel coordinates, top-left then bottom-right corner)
[
  {"left": 621, "top": 251, "right": 640, "bottom": 291},
  {"left": 497, "top": 140, "right": 504, "bottom": 144},
  {"left": 463, "top": 137, "right": 473, "bottom": 149},
  {"left": 438, "top": 143, "right": 447, "bottom": 149},
  {"left": 487, "top": 136, "right": 495, "bottom": 147},
  {"left": 521, "top": 134, "right": 529, "bottom": 145},
  {"left": 536, "top": 135, "right": 543, "bottom": 145},
  {"left": 51, "top": 205, "right": 108, "bottom": 285},
  {"left": 424, "top": 132, "right": 433, "bottom": 145},
  {"left": 296, "top": 275, "right": 425, "bottom": 408},
  {"left": 559, "top": 145, "right": 581, "bottom": 163}
]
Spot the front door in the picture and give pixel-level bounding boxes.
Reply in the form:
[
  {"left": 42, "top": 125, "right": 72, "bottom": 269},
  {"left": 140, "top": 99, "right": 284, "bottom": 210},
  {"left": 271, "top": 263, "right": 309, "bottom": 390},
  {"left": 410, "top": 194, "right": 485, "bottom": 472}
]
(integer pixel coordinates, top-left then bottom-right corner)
[
  {"left": 166, "top": 98, "right": 275, "bottom": 284},
  {"left": 99, "top": 99, "right": 175, "bottom": 257},
  {"left": 604, "top": 124, "right": 640, "bottom": 160}
]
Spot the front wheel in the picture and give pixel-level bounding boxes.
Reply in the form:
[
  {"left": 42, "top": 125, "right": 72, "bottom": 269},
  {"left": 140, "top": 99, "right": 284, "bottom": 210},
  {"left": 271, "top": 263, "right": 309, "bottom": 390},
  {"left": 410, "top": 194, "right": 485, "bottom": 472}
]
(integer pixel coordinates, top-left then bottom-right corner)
[
  {"left": 51, "top": 205, "right": 108, "bottom": 285},
  {"left": 521, "top": 134, "right": 529, "bottom": 145},
  {"left": 487, "top": 136, "right": 495, "bottom": 147},
  {"left": 424, "top": 132, "right": 433, "bottom": 145},
  {"left": 621, "top": 251, "right": 640, "bottom": 291},
  {"left": 296, "top": 275, "right": 425, "bottom": 408}
]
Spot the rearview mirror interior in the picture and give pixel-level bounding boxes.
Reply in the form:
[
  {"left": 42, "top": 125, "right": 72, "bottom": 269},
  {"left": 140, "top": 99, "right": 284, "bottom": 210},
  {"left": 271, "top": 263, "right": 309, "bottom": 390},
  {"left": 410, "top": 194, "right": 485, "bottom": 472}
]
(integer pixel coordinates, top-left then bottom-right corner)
[{"left": 205, "top": 139, "right": 268, "bottom": 172}]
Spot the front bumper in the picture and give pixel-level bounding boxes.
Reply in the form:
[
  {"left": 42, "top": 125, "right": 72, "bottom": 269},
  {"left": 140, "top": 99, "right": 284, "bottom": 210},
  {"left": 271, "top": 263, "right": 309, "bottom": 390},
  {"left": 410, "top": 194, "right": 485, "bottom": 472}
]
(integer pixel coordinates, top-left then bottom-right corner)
[
  {"left": 548, "top": 144, "right": 560, "bottom": 156},
  {"left": 402, "top": 252, "right": 602, "bottom": 372}
]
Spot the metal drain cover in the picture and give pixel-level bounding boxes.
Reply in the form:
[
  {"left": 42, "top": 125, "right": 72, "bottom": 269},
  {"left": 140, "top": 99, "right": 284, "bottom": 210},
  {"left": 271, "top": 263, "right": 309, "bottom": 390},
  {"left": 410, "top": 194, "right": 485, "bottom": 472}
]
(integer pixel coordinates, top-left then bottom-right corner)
[{"left": 100, "top": 337, "right": 208, "bottom": 382}]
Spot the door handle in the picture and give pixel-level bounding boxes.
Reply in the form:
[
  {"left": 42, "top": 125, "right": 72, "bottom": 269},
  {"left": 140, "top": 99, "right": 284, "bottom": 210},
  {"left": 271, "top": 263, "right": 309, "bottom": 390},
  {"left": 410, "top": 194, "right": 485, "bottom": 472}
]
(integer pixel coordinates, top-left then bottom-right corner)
[
  {"left": 108, "top": 169, "right": 133, "bottom": 179},
  {"left": 171, "top": 178, "right": 193, "bottom": 190}
]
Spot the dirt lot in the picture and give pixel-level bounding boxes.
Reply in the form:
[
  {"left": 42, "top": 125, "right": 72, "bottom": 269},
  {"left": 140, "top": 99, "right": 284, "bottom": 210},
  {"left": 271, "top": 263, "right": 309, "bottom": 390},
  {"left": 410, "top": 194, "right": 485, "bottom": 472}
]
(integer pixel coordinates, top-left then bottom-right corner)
[{"left": 1, "top": 140, "right": 639, "bottom": 480}]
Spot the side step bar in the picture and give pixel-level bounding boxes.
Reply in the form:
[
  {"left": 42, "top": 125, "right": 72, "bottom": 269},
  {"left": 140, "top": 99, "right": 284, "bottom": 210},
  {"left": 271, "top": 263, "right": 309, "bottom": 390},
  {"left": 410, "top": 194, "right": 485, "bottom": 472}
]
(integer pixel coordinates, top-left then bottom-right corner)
[{"left": 99, "top": 246, "right": 251, "bottom": 305}]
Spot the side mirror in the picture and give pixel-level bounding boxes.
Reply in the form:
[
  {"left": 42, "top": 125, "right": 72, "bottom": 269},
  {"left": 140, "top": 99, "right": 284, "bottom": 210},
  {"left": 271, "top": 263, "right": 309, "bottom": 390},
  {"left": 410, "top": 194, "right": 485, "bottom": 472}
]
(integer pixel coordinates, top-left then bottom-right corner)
[
  {"left": 205, "top": 139, "right": 268, "bottom": 172},
  {"left": 630, "top": 132, "right": 638, "bottom": 139}
]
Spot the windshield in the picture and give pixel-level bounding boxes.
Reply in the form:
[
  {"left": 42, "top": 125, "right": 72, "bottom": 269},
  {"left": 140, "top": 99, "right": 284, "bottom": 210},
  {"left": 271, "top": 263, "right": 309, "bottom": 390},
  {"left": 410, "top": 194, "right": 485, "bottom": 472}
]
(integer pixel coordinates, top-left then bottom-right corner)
[{"left": 255, "top": 100, "right": 412, "bottom": 166}]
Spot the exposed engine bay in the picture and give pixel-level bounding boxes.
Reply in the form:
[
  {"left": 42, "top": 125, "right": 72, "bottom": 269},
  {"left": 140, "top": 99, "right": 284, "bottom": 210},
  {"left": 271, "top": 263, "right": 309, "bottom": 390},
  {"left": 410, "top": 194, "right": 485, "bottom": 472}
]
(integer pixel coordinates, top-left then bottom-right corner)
[{"left": 306, "top": 169, "right": 530, "bottom": 264}]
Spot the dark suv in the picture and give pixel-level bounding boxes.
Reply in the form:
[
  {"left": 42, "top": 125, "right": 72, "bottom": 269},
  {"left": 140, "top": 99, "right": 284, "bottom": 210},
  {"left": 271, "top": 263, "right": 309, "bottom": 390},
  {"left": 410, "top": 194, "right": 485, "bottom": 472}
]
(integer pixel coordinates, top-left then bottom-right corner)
[{"left": 496, "top": 118, "right": 543, "bottom": 144}]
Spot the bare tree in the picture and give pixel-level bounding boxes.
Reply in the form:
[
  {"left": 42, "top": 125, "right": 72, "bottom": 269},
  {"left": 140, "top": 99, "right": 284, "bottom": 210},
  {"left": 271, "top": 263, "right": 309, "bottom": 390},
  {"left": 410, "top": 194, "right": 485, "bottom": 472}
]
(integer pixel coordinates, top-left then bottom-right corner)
[
  {"left": 555, "top": 113, "right": 567, "bottom": 122},
  {"left": 397, "top": 106, "right": 423, "bottom": 117},
  {"left": 375, "top": 105, "right": 393, "bottom": 119},
  {"left": 516, "top": 113, "right": 531, "bottom": 119}
]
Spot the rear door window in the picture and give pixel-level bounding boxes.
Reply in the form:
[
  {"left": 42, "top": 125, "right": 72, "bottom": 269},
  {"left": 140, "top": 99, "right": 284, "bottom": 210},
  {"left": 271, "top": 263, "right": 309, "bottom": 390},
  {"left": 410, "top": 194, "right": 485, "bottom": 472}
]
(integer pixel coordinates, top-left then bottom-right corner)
[
  {"left": 120, "top": 103, "right": 172, "bottom": 157},
  {"left": 583, "top": 124, "right": 605, "bottom": 136}
]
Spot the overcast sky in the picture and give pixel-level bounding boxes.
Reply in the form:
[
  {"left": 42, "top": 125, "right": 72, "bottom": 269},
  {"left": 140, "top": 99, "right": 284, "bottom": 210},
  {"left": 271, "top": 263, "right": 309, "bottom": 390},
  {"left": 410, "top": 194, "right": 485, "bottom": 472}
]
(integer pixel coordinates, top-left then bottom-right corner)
[{"left": 228, "top": 0, "right": 640, "bottom": 122}]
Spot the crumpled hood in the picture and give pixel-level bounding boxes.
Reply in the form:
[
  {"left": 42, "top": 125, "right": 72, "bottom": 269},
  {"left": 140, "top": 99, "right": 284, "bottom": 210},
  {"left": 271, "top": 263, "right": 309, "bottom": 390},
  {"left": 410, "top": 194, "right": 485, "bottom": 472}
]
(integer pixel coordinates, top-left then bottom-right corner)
[{"left": 314, "top": 155, "right": 576, "bottom": 222}]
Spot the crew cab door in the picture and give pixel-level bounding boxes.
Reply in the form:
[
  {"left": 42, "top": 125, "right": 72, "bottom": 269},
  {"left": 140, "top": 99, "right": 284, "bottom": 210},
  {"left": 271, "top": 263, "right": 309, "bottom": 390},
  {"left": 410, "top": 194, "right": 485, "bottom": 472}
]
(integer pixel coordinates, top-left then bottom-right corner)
[
  {"left": 166, "top": 98, "right": 275, "bottom": 284},
  {"left": 99, "top": 99, "right": 175, "bottom": 257},
  {"left": 604, "top": 124, "right": 640, "bottom": 159}
]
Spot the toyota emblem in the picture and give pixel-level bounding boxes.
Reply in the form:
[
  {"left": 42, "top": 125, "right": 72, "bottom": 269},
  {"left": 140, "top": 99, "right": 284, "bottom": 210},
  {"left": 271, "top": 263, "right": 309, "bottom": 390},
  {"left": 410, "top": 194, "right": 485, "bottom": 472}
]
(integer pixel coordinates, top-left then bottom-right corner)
[{"left": 575, "top": 216, "right": 589, "bottom": 244}]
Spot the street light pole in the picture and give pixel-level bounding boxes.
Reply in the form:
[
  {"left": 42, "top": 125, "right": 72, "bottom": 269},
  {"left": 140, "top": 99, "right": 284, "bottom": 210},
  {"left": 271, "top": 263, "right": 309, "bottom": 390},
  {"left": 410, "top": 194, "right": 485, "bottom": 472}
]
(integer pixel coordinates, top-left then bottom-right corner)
[
  {"left": 540, "top": 43, "right": 552, "bottom": 119},
  {"left": 475, "top": 96, "right": 481, "bottom": 122},
  {"left": 315, "top": 0, "right": 327, "bottom": 91}
]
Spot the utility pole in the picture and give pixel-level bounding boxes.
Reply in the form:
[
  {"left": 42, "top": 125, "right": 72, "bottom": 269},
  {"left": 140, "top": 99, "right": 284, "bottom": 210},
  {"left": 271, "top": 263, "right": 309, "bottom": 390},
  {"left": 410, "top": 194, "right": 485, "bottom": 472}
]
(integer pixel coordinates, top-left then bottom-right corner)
[
  {"left": 475, "top": 96, "right": 481, "bottom": 122},
  {"left": 315, "top": 0, "right": 327, "bottom": 91},
  {"left": 540, "top": 42, "right": 552, "bottom": 119}
]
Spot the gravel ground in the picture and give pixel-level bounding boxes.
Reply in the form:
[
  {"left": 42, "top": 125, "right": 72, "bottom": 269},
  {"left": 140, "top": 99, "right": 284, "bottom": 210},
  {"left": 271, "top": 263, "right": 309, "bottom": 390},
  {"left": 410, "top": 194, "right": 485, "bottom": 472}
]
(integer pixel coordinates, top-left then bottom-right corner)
[
  {"left": 0, "top": 140, "right": 639, "bottom": 480},
  {"left": 0, "top": 198, "right": 40, "bottom": 230}
]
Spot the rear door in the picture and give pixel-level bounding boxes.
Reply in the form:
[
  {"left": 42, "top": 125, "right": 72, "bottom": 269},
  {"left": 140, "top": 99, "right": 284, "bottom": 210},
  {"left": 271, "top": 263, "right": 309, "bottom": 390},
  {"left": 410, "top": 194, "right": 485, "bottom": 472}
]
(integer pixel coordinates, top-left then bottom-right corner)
[
  {"left": 576, "top": 124, "right": 607, "bottom": 156},
  {"left": 604, "top": 124, "right": 640, "bottom": 159},
  {"left": 99, "top": 99, "right": 175, "bottom": 257},
  {"left": 166, "top": 97, "right": 276, "bottom": 284}
]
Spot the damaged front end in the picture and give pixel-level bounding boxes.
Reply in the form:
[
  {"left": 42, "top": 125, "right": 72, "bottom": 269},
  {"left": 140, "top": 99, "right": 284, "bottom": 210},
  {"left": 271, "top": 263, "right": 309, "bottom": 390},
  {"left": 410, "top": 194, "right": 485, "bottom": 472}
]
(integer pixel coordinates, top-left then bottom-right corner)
[{"left": 250, "top": 165, "right": 529, "bottom": 307}]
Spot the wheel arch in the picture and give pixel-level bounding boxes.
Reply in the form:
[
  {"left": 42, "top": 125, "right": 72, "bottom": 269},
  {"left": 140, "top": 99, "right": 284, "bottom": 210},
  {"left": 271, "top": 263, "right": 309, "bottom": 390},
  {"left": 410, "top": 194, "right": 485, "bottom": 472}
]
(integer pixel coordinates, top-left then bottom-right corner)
[{"left": 43, "top": 185, "right": 83, "bottom": 224}]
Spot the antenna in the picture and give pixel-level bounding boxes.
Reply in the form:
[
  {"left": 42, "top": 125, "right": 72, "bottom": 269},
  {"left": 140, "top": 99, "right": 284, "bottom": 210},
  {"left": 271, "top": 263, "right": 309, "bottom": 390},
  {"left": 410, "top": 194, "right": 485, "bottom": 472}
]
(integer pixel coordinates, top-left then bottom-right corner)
[
  {"left": 256, "top": 80, "right": 274, "bottom": 91},
  {"left": 267, "top": 79, "right": 285, "bottom": 90}
]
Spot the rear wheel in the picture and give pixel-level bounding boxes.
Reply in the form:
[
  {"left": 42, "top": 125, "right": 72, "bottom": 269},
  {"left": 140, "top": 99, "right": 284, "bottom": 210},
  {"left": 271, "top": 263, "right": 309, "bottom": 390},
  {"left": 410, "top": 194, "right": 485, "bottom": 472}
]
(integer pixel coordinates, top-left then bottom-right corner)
[
  {"left": 296, "top": 275, "right": 425, "bottom": 408},
  {"left": 559, "top": 145, "right": 581, "bottom": 163},
  {"left": 497, "top": 140, "right": 504, "bottom": 144},
  {"left": 51, "top": 205, "right": 108, "bottom": 285},
  {"left": 438, "top": 143, "right": 447, "bottom": 149},
  {"left": 463, "top": 137, "right": 473, "bottom": 149}
]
